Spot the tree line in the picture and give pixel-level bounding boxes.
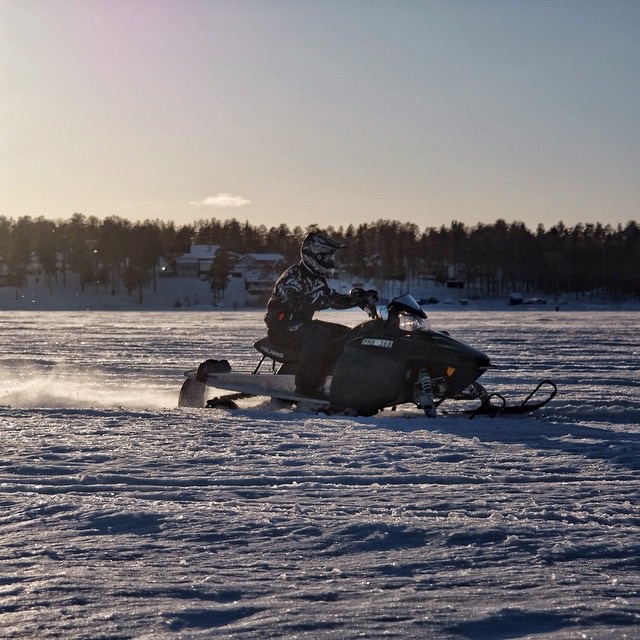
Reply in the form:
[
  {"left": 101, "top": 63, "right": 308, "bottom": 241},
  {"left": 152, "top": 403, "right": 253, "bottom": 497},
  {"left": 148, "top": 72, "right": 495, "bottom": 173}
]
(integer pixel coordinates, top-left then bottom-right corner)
[{"left": 1, "top": 213, "right": 638, "bottom": 298}]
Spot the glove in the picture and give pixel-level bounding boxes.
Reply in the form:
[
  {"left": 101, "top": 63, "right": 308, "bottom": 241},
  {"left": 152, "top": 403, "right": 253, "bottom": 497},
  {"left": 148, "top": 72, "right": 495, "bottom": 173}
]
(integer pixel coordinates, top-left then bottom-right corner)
[
  {"left": 349, "top": 287, "right": 366, "bottom": 303},
  {"left": 349, "top": 288, "right": 379, "bottom": 310},
  {"left": 364, "top": 289, "right": 379, "bottom": 304}
]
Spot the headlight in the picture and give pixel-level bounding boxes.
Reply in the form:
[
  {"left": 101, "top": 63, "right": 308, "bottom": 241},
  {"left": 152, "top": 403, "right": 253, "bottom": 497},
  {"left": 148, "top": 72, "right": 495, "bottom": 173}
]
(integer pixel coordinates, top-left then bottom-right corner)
[{"left": 398, "top": 312, "right": 431, "bottom": 332}]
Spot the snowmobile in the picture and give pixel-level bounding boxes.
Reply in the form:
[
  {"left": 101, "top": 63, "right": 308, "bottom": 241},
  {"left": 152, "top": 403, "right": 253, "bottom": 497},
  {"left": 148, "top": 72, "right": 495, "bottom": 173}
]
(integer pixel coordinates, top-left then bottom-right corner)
[{"left": 178, "top": 294, "right": 556, "bottom": 418}]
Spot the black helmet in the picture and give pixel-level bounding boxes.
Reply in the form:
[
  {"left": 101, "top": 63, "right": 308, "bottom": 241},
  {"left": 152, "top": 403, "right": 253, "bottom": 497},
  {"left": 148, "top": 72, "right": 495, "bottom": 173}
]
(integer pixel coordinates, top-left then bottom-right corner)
[{"left": 300, "top": 232, "right": 345, "bottom": 277}]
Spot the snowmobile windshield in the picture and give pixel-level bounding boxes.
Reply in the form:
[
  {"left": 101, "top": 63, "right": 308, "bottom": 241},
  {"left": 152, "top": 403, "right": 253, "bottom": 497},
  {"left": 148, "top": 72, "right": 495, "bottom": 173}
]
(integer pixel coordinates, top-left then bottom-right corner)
[
  {"left": 398, "top": 311, "right": 431, "bottom": 332},
  {"left": 388, "top": 294, "right": 427, "bottom": 318}
]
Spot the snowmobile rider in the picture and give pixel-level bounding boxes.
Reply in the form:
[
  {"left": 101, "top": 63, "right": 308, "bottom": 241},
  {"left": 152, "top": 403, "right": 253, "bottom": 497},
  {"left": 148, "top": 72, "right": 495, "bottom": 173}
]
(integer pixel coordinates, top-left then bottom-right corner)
[{"left": 265, "top": 232, "right": 379, "bottom": 399}]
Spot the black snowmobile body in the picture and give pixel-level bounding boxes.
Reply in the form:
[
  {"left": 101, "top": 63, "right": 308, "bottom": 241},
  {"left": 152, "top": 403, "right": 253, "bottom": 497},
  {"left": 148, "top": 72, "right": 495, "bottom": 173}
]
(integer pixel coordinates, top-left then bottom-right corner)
[
  {"left": 179, "top": 295, "right": 556, "bottom": 418},
  {"left": 328, "top": 318, "right": 491, "bottom": 415}
]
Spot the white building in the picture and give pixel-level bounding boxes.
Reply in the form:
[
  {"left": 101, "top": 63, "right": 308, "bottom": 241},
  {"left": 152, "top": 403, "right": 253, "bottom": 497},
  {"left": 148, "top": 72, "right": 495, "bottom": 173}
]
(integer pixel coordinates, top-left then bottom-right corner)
[
  {"left": 174, "top": 245, "right": 219, "bottom": 278},
  {"left": 232, "top": 253, "right": 287, "bottom": 301},
  {"left": 173, "top": 247, "right": 286, "bottom": 305}
]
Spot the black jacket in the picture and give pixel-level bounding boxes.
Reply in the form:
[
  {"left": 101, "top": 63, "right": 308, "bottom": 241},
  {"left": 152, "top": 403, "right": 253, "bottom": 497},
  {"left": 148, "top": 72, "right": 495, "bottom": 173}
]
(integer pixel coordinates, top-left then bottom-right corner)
[{"left": 265, "top": 262, "right": 354, "bottom": 327}]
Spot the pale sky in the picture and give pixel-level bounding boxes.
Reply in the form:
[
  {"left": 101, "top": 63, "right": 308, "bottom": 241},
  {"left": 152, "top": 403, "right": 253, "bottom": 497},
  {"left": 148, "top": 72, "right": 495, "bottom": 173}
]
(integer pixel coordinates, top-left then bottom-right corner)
[{"left": 2, "top": 0, "right": 639, "bottom": 231}]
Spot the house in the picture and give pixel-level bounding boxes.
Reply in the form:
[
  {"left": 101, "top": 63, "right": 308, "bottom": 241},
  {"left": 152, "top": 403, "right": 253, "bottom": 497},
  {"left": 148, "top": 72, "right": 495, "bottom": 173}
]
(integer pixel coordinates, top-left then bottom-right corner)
[
  {"left": 172, "top": 247, "right": 285, "bottom": 304},
  {"left": 174, "top": 245, "right": 219, "bottom": 279},
  {"left": 233, "top": 253, "right": 286, "bottom": 300}
]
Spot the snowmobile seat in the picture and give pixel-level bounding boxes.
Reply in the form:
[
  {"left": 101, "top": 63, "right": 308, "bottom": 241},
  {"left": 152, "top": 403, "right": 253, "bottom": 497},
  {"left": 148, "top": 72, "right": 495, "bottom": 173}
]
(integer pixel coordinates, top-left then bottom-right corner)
[{"left": 253, "top": 337, "right": 300, "bottom": 364}]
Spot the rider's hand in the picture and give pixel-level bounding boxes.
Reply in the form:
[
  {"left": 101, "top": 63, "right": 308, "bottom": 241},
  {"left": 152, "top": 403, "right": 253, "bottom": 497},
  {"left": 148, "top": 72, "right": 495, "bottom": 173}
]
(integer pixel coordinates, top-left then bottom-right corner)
[
  {"left": 364, "top": 289, "right": 379, "bottom": 304},
  {"left": 349, "top": 288, "right": 379, "bottom": 309}
]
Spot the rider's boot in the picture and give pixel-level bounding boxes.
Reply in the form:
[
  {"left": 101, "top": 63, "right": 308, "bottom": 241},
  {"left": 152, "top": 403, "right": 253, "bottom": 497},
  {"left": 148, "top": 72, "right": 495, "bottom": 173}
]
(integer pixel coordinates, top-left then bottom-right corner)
[{"left": 295, "top": 362, "right": 329, "bottom": 400}]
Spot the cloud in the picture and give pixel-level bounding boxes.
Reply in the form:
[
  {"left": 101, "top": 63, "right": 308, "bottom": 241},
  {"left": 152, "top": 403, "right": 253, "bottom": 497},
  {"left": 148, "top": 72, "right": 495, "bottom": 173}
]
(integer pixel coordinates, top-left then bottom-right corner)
[{"left": 190, "top": 193, "right": 251, "bottom": 208}]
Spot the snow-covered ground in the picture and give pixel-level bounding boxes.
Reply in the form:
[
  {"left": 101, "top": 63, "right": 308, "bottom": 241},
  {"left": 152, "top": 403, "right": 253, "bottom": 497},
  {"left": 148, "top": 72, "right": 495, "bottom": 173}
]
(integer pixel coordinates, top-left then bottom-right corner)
[{"left": 0, "top": 309, "right": 638, "bottom": 639}]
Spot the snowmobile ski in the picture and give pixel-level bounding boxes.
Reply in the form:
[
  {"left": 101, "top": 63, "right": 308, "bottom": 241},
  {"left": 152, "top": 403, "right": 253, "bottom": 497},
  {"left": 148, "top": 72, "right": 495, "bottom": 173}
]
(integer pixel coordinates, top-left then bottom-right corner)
[{"left": 465, "top": 379, "right": 558, "bottom": 419}]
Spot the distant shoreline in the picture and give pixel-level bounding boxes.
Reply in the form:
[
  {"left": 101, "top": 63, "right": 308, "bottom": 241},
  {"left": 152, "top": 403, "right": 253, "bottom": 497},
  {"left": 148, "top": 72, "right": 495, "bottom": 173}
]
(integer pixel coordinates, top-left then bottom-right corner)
[
  {"left": 2, "top": 274, "right": 638, "bottom": 313},
  {"left": 2, "top": 294, "right": 637, "bottom": 313}
]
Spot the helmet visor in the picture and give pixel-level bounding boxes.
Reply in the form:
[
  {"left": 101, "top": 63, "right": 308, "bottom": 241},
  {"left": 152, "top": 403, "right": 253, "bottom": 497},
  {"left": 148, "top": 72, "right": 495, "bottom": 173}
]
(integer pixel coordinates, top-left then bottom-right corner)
[{"left": 316, "top": 251, "right": 336, "bottom": 270}]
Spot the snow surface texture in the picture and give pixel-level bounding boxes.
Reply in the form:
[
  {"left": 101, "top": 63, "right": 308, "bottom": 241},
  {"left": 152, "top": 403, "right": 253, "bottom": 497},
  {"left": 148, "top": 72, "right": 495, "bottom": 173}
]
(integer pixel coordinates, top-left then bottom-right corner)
[{"left": 0, "top": 309, "right": 638, "bottom": 639}]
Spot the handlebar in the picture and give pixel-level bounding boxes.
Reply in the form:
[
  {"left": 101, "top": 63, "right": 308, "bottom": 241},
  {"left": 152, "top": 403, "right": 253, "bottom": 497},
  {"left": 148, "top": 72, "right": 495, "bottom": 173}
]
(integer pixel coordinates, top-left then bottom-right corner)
[
  {"left": 363, "top": 301, "right": 381, "bottom": 319},
  {"left": 350, "top": 287, "right": 380, "bottom": 318}
]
